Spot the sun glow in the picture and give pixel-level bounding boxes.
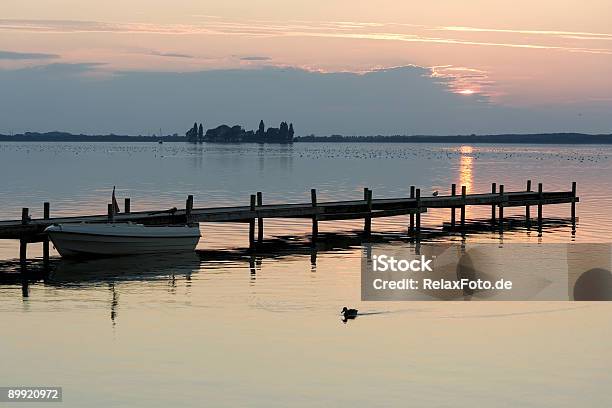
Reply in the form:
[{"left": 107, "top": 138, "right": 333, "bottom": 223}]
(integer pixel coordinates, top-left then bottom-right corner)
[{"left": 458, "top": 89, "right": 476, "bottom": 95}]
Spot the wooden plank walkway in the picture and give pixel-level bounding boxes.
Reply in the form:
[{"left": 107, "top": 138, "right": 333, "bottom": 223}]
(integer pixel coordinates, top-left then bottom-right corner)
[
  {"left": 0, "top": 180, "right": 579, "bottom": 269},
  {"left": 0, "top": 197, "right": 428, "bottom": 240},
  {"left": 0, "top": 182, "right": 578, "bottom": 245}
]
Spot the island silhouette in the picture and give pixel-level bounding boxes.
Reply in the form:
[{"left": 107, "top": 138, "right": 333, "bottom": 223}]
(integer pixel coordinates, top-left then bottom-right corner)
[{"left": 186, "top": 120, "right": 294, "bottom": 143}]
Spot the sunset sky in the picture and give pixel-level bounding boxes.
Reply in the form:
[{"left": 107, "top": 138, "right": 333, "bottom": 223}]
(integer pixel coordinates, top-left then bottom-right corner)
[{"left": 1, "top": 0, "right": 611, "bottom": 135}]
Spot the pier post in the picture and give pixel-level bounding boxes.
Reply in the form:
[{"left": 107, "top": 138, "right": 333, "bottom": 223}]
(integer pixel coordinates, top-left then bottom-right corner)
[
  {"left": 491, "top": 183, "right": 497, "bottom": 225},
  {"left": 451, "top": 184, "right": 456, "bottom": 229},
  {"left": 186, "top": 195, "right": 193, "bottom": 222},
  {"left": 415, "top": 188, "right": 421, "bottom": 234},
  {"left": 460, "top": 186, "right": 466, "bottom": 230},
  {"left": 107, "top": 203, "right": 114, "bottom": 223},
  {"left": 249, "top": 194, "right": 256, "bottom": 249},
  {"left": 364, "top": 188, "right": 372, "bottom": 236},
  {"left": 43, "top": 202, "right": 50, "bottom": 268},
  {"left": 124, "top": 198, "right": 131, "bottom": 214},
  {"left": 20, "top": 209, "right": 29, "bottom": 295},
  {"left": 311, "top": 189, "right": 318, "bottom": 243},
  {"left": 21, "top": 207, "right": 29, "bottom": 225},
  {"left": 498, "top": 184, "right": 504, "bottom": 233},
  {"left": 20, "top": 207, "right": 28, "bottom": 271},
  {"left": 409, "top": 186, "right": 415, "bottom": 233},
  {"left": 525, "top": 180, "right": 531, "bottom": 229},
  {"left": 537, "top": 183, "right": 543, "bottom": 235},
  {"left": 19, "top": 239, "right": 27, "bottom": 269},
  {"left": 257, "top": 192, "right": 264, "bottom": 243},
  {"left": 571, "top": 181, "right": 577, "bottom": 232}
]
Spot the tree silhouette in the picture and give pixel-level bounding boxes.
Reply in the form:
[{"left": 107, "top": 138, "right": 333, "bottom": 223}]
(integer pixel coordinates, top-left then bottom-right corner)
[
  {"left": 279, "top": 121, "right": 289, "bottom": 141},
  {"left": 256, "top": 120, "right": 265, "bottom": 142},
  {"left": 186, "top": 122, "right": 198, "bottom": 143},
  {"left": 198, "top": 123, "right": 204, "bottom": 142}
]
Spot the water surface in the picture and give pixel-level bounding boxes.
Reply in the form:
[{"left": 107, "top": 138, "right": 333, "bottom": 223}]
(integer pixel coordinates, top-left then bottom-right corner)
[{"left": 1, "top": 142, "right": 611, "bottom": 407}]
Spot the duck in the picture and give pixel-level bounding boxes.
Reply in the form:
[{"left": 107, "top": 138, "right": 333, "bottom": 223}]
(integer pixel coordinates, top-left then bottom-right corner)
[
  {"left": 341, "top": 307, "right": 358, "bottom": 319},
  {"left": 432, "top": 191, "right": 439, "bottom": 197}
]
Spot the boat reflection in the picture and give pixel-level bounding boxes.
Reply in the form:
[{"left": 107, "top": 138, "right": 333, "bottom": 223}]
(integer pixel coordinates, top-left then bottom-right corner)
[{"left": 48, "top": 252, "right": 201, "bottom": 284}]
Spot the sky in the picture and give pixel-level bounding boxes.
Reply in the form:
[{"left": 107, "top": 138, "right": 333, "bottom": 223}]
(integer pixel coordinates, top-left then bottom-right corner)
[{"left": 0, "top": 0, "right": 611, "bottom": 135}]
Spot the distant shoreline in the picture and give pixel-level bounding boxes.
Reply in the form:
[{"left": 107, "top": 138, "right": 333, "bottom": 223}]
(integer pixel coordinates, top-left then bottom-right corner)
[
  {"left": 294, "top": 133, "right": 612, "bottom": 144},
  {"left": 1, "top": 132, "right": 612, "bottom": 144},
  {"left": 0, "top": 133, "right": 185, "bottom": 143}
]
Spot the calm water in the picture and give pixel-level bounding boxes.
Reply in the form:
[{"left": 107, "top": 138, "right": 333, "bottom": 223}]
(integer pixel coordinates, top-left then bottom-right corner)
[{"left": 1, "top": 142, "right": 612, "bottom": 407}]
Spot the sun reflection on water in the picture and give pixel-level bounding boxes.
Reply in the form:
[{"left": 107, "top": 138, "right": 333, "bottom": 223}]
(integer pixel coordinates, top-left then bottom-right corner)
[{"left": 459, "top": 145, "right": 474, "bottom": 193}]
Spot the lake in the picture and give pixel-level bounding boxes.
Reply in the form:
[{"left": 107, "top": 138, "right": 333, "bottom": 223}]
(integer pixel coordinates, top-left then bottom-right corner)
[{"left": 1, "top": 142, "right": 612, "bottom": 407}]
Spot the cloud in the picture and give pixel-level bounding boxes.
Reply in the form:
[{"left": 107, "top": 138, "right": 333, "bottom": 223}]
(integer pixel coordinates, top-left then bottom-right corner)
[
  {"left": 7, "top": 62, "right": 106, "bottom": 77},
  {"left": 0, "top": 50, "right": 59, "bottom": 60},
  {"left": 150, "top": 51, "right": 194, "bottom": 59},
  {"left": 1, "top": 18, "right": 611, "bottom": 55},
  {"left": 287, "top": 31, "right": 612, "bottom": 55},
  {"left": 1, "top": 65, "right": 610, "bottom": 135},
  {"left": 34, "top": 62, "right": 104, "bottom": 71},
  {"left": 430, "top": 65, "right": 495, "bottom": 98},
  {"left": 434, "top": 26, "right": 612, "bottom": 41},
  {"left": 239, "top": 56, "right": 272, "bottom": 61}
]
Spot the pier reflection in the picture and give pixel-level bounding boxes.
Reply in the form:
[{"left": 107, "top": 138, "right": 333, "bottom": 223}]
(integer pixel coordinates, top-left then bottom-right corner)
[
  {"left": 0, "top": 217, "right": 581, "bottom": 321},
  {"left": 109, "top": 283, "right": 118, "bottom": 327}
]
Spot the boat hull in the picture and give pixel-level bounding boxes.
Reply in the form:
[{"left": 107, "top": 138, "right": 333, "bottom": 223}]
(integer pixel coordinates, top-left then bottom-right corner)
[{"left": 46, "top": 224, "right": 201, "bottom": 257}]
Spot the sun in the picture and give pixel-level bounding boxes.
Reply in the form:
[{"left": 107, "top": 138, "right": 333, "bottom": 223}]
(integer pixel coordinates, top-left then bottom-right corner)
[{"left": 458, "top": 89, "right": 476, "bottom": 95}]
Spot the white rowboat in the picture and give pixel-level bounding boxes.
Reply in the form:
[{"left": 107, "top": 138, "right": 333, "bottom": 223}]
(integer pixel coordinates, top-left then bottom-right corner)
[{"left": 45, "top": 223, "right": 201, "bottom": 257}]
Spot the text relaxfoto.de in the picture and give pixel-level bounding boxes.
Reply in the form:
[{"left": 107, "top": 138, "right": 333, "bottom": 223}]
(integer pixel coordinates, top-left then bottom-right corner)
[{"left": 369, "top": 255, "right": 513, "bottom": 291}]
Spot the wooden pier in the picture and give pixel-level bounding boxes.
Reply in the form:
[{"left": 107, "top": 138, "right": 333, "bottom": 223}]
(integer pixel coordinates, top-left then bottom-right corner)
[{"left": 0, "top": 181, "right": 578, "bottom": 264}]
